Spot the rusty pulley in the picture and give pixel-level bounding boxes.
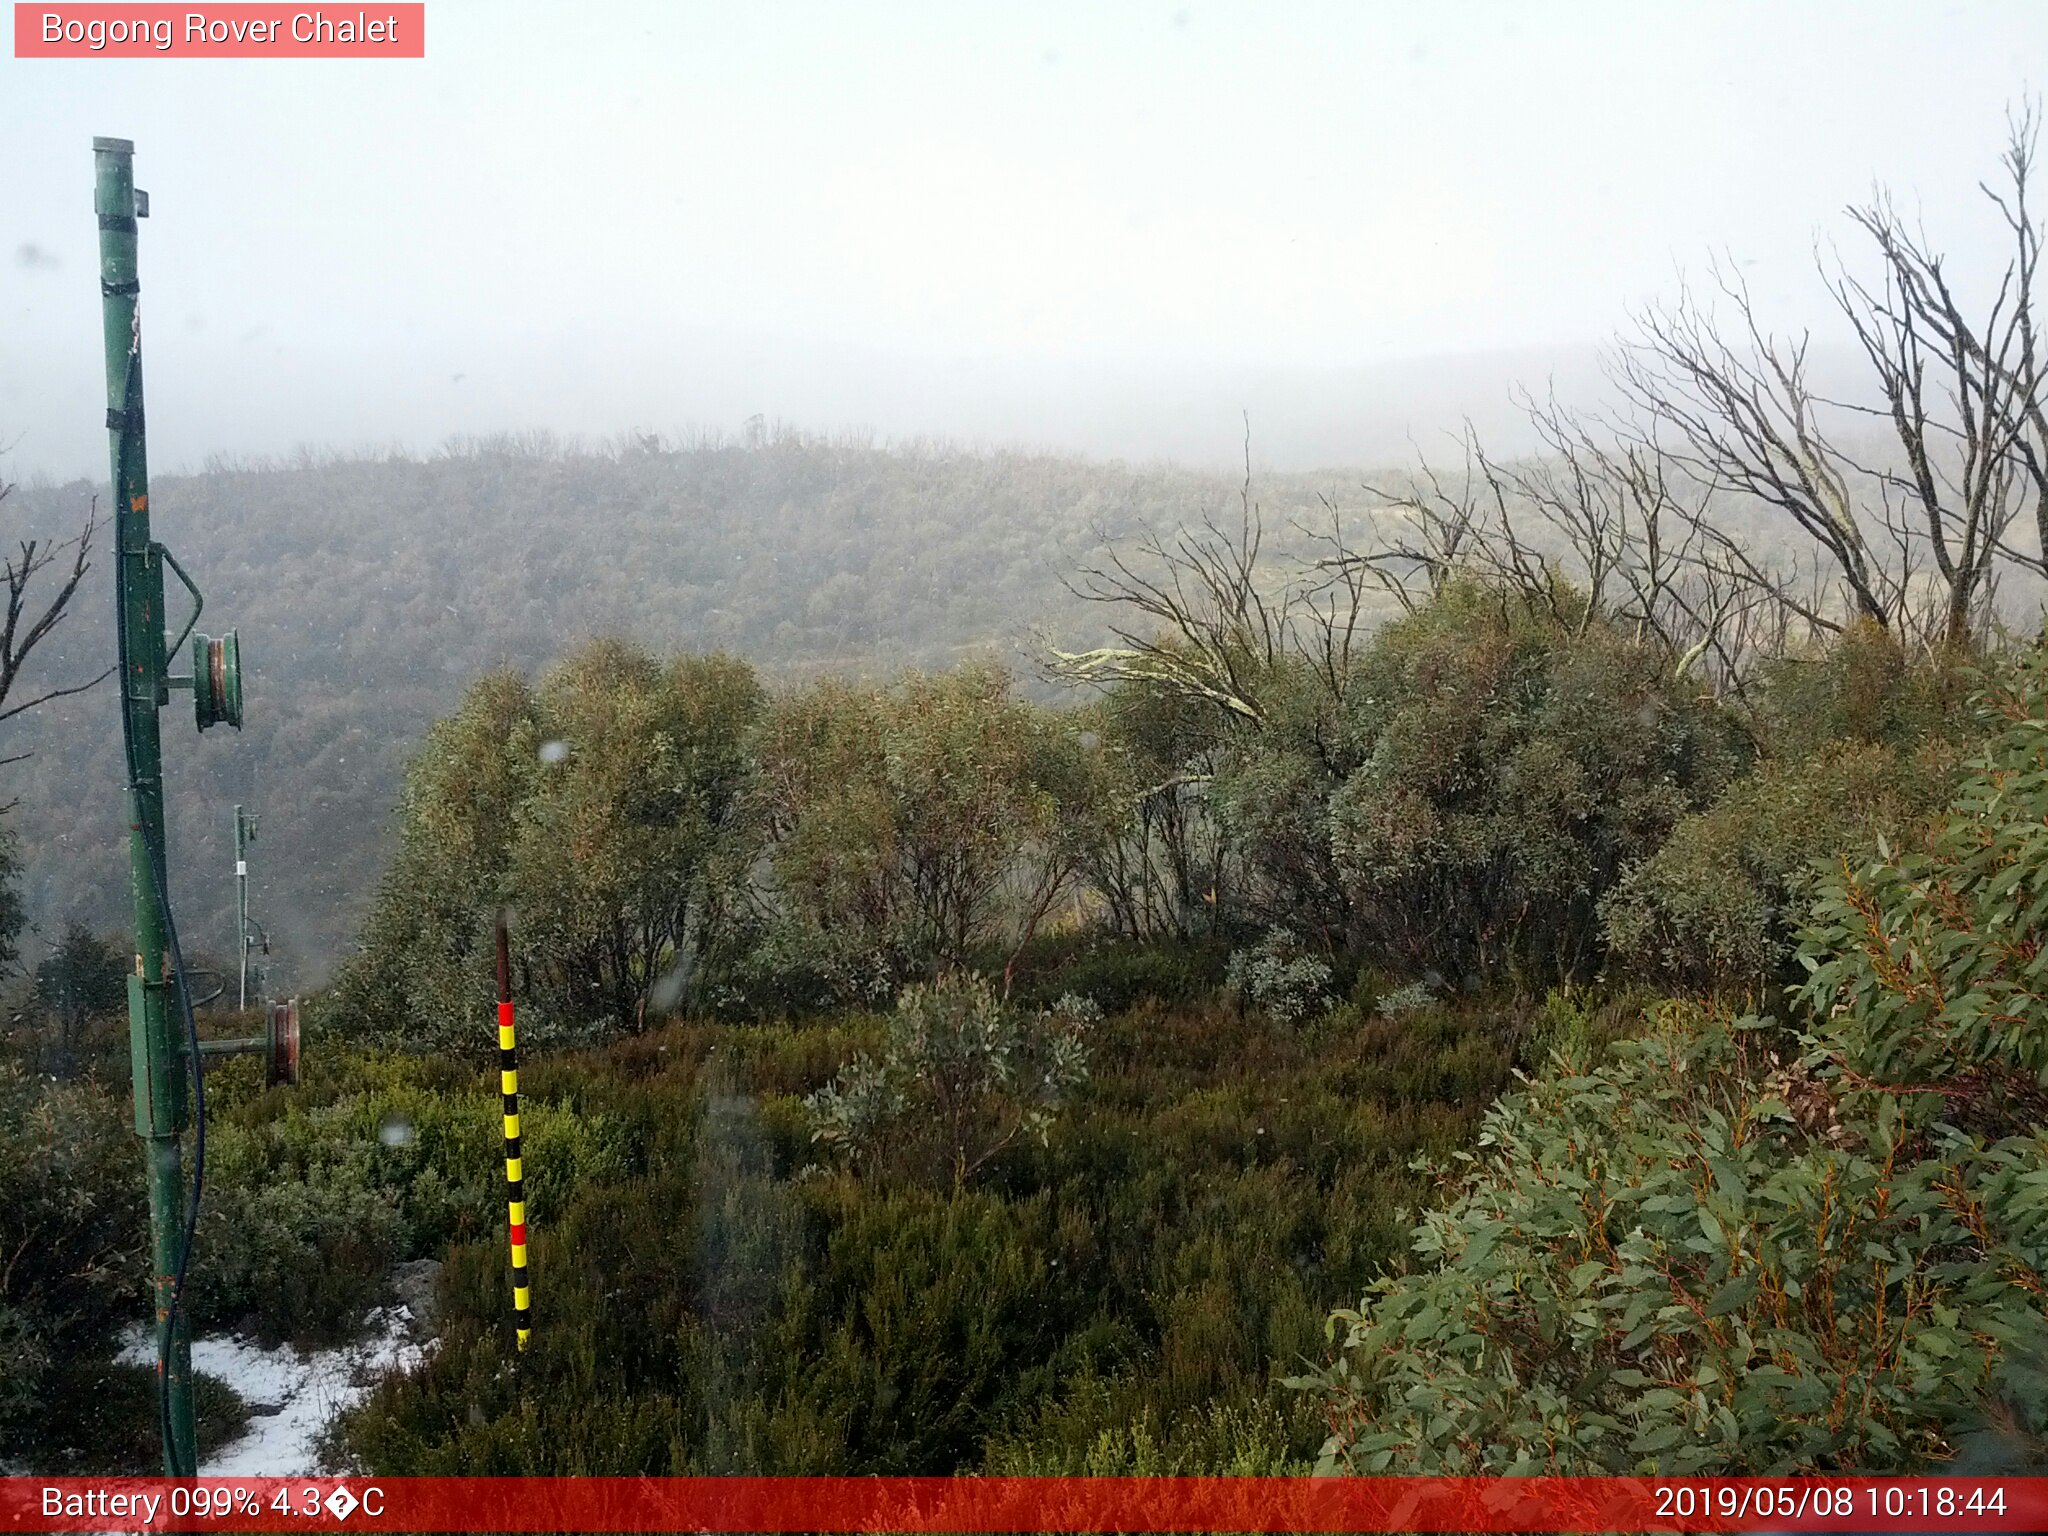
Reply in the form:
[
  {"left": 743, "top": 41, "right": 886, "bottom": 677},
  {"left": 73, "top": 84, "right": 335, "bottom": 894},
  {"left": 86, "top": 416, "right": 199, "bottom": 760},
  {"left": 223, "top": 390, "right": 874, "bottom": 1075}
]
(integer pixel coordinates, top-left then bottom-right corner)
[{"left": 192, "top": 629, "right": 242, "bottom": 731}]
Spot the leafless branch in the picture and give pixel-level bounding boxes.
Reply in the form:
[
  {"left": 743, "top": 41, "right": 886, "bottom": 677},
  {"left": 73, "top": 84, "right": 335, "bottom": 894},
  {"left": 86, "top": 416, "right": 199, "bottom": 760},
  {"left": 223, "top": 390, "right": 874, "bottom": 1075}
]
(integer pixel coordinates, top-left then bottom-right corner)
[{"left": 0, "top": 483, "right": 112, "bottom": 730}]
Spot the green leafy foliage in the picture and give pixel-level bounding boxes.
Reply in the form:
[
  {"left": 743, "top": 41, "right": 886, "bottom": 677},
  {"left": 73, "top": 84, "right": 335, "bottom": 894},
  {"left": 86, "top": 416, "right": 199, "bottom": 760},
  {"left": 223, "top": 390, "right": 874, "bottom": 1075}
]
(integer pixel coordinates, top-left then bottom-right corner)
[
  {"left": 1374, "top": 978, "right": 1439, "bottom": 1017},
  {"left": 804, "top": 973, "right": 1095, "bottom": 1186},
  {"left": 1601, "top": 626, "right": 1979, "bottom": 997},
  {"left": 191, "top": 1176, "right": 408, "bottom": 1348},
  {"left": 1326, "top": 582, "right": 1748, "bottom": 981},
  {"left": 1602, "top": 740, "right": 1961, "bottom": 996},
  {"left": 1202, "top": 657, "right": 1358, "bottom": 949},
  {"left": 1224, "top": 927, "right": 1334, "bottom": 1026},
  {"left": 1753, "top": 619, "right": 1978, "bottom": 761},
  {"left": 0, "top": 1065, "right": 145, "bottom": 1455},
  {"left": 513, "top": 644, "right": 763, "bottom": 1031},
  {"left": 22, "top": 1362, "right": 247, "bottom": 1475},
  {"left": 327, "top": 640, "right": 762, "bottom": 1050},
  {"left": 750, "top": 665, "right": 1089, "bottom": 988},
  {"left": 182, "top": 1048, "right": 634, "bottom": 1345},
  {"left": 1797, "top": 650, "right": 2048, "bottom": 1099},
  {"left": 341, "top": 654, "right": 1110, "bottom": 1032},
  {"left": 1303, "top": 660, "right": 2048, "bottom": 1475},
  {"left": 1069, "top": 577, "right": 1751, "bottom": 984},
  {"left": 1002, "top": 934, "right": 1231, "bottom": 1017},
  {"left": 1299, "top": 1006, "right": 2048, "bottom": 1473}
]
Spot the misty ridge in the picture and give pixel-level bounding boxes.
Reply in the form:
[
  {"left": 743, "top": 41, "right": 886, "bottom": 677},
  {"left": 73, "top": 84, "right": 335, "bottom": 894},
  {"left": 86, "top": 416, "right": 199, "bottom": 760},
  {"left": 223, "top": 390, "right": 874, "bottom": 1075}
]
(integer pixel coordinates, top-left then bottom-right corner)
[
  {"left": 7, "top": 96, "right": 2047, "bottom": 985},
  {"left": 1, "top": 369, "right": 2027, "bottom": 989},
  {"left": 0, "top": 428, "right": 1392, "bottom": 977}
]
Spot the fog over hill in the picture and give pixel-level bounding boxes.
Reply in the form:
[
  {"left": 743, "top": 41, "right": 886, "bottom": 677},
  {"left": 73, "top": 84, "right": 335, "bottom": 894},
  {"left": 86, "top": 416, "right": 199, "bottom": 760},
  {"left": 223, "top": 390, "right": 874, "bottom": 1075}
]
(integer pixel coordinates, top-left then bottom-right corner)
[
  {"left": 1, "top": 432, "right": 1390, "bottom": 982},
  {"left": 5, "top": 335, "right": 1612, "bottom": 484}
]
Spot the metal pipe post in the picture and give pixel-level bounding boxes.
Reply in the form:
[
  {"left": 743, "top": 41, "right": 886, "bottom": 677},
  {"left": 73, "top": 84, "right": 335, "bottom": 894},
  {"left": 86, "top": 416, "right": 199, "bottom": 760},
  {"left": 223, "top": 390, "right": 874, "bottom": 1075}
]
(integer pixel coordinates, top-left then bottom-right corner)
[
  {"left": 95, "top": 134, "right": 197, "bottom": 1476},
  {"left": 235, "top": 805, "right": 254, "bottom": 1008}
]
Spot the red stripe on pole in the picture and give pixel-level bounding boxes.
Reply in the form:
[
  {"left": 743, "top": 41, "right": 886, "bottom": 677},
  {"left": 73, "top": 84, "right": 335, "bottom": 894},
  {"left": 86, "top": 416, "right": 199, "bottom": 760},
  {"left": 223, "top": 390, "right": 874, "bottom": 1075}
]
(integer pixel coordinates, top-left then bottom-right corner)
[
  {"left": 508, "top": 1222, "right": 527, "bottom": 1245},
  {"left": 498, "top": 1001, "right": 514, "bottom": 1028},
  {"left": 4, "top": 1477, "right": 2046, "bottom": 1532}
]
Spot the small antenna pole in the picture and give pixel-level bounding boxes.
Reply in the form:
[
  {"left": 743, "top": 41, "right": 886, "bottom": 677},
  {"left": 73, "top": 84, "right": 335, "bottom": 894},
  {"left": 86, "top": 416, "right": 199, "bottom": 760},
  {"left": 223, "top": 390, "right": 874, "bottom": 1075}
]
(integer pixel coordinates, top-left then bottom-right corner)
[{"left": 234, "top": 805, "right": 257, "bottom": 1009}]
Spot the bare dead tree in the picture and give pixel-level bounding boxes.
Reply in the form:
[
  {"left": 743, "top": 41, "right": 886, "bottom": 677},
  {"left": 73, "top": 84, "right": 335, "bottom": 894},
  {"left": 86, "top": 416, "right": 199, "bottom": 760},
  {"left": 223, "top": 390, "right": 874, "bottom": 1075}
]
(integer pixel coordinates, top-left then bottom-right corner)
[
  {"left": 1824, "top": 100, "right": 2047, "bottom": 648},
  {"left": 1319, "top": 397, "right": 1827, "bottom": 697},
  {"left": 1348, "top": 429, "right": 1487, "bottom": 614},
  {"left": 1058, "top": 106, "right": 2048, "bottom": 739},
  {"left": 1525, "top": 396, "right": 1865, "bottom": 689},
  {"left": 1605, "top": 106, "right": 2048, "bottom": 655},
  {"left": 1506, "top": 400, "right": 1747, "bottom": 684},
  {"left": 1613, "top": 260, "right": 1907, "bottom": 635},
  {"left": 1349, "top": 424, "right": 1574, "bottom": 630},
  {"left": 0, "top": 476, "right": 110, "bottom": 750},
  {"left": 1050, "top": 434, "right": 1342, "bottom": 723}
]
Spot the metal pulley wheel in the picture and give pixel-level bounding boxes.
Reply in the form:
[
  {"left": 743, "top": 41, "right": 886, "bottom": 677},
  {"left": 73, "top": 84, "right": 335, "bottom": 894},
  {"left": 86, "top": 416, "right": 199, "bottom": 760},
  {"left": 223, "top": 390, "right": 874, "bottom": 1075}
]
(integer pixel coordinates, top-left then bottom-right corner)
[{"left": 193, "top": 630, "right": 243, "bottom": 731}]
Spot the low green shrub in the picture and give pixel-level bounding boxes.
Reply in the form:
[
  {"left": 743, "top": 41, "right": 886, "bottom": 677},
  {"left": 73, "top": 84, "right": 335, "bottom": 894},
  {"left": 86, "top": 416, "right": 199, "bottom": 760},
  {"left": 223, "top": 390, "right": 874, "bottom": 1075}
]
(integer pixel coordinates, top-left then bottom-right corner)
[
  {"left": 1373, "top": 978, "right": 1437, "bottom": 1017},
  {"left": 1005, "top": 936, "right": 1232, "bottom": 1016},
  {"left": 1752, "top": 619, "right": 1978, "bottom": 760},
  {"left": 986, "top": 1385, "right": 1313, "bottom": 1474},
  {"left": 1225, "top": 928, "right": 1335, "bottom": 1026},
  {"left": 26, "top": 1361, "right": 247, "bottom": 1475},
  {"left": 1601, "top": 740, "right": 1961, "bottom": 997},
  {"left": 1298, "top": 1004, "right": 2048, "bottom": 1474},
  {"left": 187, "top": 1045, "right": 637, "bottom": 1345},
  {"left": 805, "top": 974, "right": 1094, "bottom": 1187},
  {"left": 709, "top": 917, "right": 909, "bottom": 1020},
  {"left": 0, "top": 1066, "right": 145, "bottom": 1455},
  {"left": 192, "top": 1174, "right": 408, "bottom": 1346},
  {"left": 1304, "top": 660, "right": 2048, "bottom": 1476},
  {"left": 333, "top": 984, "right": 1527, "bottom": 1475}
]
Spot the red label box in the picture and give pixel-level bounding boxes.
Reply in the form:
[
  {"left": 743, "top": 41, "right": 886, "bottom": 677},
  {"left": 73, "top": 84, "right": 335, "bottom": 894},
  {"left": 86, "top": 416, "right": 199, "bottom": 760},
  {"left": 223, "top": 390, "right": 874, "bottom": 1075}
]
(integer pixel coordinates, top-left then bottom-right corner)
[{"left": 13, "top": 4, "right": 424, "bottom": 57}]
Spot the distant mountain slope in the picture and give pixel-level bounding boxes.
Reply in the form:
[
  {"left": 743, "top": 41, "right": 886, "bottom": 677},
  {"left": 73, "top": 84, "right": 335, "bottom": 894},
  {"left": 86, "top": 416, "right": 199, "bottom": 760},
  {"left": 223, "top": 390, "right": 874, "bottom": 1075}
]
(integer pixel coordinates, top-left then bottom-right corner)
[{"left": 2, "top": 433, "right": 1367, "bottom": 981}]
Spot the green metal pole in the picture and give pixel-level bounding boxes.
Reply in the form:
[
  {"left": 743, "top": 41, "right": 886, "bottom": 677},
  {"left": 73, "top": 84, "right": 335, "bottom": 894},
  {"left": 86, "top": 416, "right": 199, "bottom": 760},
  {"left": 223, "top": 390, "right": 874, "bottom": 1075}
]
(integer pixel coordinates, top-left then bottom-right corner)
[{"left": 95, "top": 135, "right": 197, "bottom": 1478}]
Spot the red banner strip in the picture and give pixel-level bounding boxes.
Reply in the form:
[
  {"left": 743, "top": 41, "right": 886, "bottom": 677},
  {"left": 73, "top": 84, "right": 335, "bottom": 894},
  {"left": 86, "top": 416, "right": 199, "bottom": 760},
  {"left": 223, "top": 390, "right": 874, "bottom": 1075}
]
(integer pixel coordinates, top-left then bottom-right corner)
[
  {"left": 4, "top": 1476, "right": 2046, "bottom": 1533},
  {"left": 13, "top": 5, "right": 424, "bottom": 58}
]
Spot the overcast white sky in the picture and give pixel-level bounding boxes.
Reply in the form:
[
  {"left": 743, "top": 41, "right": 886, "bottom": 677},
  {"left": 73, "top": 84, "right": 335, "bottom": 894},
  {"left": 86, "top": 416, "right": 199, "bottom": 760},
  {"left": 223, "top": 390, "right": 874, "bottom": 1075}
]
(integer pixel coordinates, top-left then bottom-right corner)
[{"left": 3, "top": 1, "right": 2043, "bottom": 477}]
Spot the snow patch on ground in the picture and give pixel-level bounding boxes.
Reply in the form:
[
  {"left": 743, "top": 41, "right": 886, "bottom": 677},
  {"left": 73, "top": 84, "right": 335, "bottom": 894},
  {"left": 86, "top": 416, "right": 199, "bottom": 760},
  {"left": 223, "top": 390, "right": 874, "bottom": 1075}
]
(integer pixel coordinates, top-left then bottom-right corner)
[{"left": 117, "top": 1309, "right": 429, "bottom": 1475}]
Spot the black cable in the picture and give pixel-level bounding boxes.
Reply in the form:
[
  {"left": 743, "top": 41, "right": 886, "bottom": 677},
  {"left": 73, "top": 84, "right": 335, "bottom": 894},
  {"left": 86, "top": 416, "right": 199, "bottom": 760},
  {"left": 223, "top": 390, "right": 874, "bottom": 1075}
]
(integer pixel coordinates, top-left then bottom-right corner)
[
  {"left": 147, "top": 830, "right": 206, "bottom": 1476},
  {"left": 111, "top": 362, "right": 206, "bottom": 1478}
]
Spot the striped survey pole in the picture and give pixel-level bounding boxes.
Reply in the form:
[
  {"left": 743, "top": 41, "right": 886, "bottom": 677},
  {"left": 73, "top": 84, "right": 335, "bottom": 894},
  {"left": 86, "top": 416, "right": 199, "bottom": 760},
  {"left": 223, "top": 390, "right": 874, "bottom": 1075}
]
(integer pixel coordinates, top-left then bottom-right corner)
[{"left": 495, "top": 916, "right": 531, "bottom": 1349}]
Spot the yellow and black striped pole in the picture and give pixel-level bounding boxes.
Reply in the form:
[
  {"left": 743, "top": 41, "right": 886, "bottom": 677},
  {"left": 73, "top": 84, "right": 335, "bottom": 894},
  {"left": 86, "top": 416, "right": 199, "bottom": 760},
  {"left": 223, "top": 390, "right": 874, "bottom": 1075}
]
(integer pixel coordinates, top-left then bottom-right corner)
[{"left": 495, "top": 917, "right": 531, "bottom": 1350}]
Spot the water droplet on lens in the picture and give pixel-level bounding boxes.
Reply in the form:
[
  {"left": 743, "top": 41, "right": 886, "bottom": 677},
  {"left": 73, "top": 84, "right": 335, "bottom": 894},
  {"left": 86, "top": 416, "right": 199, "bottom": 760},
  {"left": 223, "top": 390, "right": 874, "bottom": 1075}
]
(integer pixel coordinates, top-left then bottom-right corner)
[{"left": 649, "top": 953, "right": 695, "bottom": 1014}]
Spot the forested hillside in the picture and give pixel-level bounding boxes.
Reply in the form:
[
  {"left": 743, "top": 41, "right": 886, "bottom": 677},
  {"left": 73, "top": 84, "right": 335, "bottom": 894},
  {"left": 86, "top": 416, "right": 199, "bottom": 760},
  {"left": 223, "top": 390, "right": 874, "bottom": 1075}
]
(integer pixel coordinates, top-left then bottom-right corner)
[{"left": 0, "top": 433, "right": 1365, "bottom": 979}]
